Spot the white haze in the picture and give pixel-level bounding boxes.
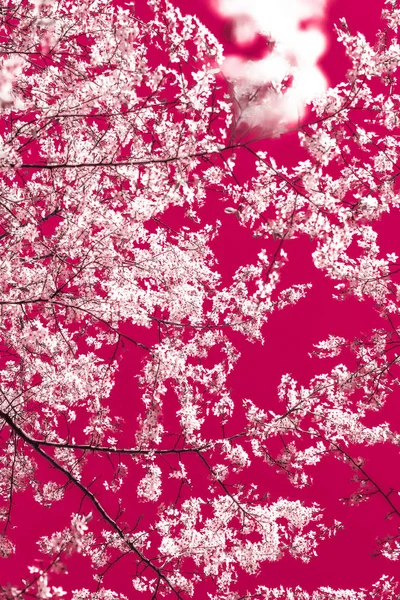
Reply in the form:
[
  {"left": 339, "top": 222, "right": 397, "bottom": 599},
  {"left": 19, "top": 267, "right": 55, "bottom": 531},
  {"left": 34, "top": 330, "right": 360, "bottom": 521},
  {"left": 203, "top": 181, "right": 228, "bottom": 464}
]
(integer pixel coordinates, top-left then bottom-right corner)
[{"left": 214, "top": 0, "right": 329, "bottom": 136}]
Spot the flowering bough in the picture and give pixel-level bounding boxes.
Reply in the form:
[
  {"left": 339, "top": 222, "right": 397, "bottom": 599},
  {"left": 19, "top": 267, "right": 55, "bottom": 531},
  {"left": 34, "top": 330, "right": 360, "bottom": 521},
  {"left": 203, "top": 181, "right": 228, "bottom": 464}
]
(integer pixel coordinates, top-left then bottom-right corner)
[{"left": 0, "top": 0, "right": 400, "bottom": 597}]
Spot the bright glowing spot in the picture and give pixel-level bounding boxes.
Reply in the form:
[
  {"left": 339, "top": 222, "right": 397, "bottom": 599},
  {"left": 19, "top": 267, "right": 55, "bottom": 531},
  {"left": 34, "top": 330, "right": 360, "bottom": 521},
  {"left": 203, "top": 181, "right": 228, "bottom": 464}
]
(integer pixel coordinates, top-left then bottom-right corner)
[{"left": 215, "top": 0, "right": 330, "bottom": 135}]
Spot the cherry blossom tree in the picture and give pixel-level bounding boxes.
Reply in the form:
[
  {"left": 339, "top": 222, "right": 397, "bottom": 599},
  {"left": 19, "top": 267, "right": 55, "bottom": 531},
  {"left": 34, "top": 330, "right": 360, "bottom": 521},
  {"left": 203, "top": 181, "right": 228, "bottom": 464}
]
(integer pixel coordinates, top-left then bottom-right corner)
[{"left": 0, "top": 0, "right": 400, "bottom": 597}]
